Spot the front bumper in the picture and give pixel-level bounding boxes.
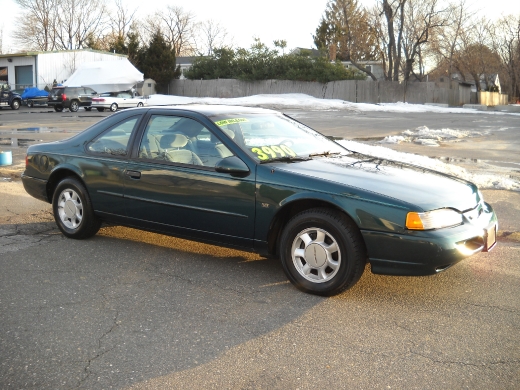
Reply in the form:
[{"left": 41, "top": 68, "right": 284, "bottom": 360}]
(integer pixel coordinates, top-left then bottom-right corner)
[{"left": 363, "top": 203, "right": 498, "bottom": 276}]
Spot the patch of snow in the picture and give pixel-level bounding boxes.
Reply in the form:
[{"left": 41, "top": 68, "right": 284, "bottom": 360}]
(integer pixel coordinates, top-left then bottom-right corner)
[{"left": 380, "top": 126, "right": 482, "bottom": 146}]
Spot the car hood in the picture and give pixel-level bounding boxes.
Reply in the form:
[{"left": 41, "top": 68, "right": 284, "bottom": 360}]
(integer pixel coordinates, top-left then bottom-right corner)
[{"left": 272, "top": 154, "right": 478, "bottom": 212}]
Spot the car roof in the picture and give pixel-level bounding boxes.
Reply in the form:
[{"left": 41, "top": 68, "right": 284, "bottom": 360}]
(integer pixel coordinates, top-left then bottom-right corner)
[{"left": 152, "top": 104, "right": 277, "bottom": 116}]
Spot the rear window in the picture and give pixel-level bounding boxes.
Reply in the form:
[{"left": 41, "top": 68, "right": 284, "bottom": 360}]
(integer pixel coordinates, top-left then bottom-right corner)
[{"left": 51, "top": 87, "right": 64, "bottom": 95}]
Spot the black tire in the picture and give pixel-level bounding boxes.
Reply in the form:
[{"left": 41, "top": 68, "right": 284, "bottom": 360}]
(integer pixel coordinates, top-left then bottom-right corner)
[
  {"left": 96, "top": 107, "right": 105, "bottom": 112},
  {"left": 54, "top": 105, "right": 63, "bottom": 112},
  {"left": 69, "top": 100, "right": 79, "bottom": 112},
  {"left": 52, "top": 177, "right": 101, "bottom": 239},
  {"left": 85, "top": 106, "right": 92, "bottom": 111},
  {"left": 11, "top": 99, "right": 21, "bottom": 110},
  {"left": 27, "top": 100, "right": 34, "bottom": 108},
  {"left": 279, "top": 208, "right": 366, "bottom": 296},
  {"left": 109, "top": 103, "right": 118, "bottom": 112},
  {"left": 137, "top": 102, "right": 144, "bottom": 107}
]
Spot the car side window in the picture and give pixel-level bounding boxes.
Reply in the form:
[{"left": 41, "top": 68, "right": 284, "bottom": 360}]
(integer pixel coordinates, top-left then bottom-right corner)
[
  {"left": 87, "top": 116, "right": 139, "bottom": 156},
  {"left": 137, "top": 115, "right": 233, "bottom": 167}
]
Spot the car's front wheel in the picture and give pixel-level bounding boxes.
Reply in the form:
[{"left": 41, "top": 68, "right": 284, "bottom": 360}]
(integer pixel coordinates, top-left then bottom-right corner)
[
  {"left": 52, "top": 177, "right": 101, "bottom": 239},
  {"left": 109, "top": 103, "right": 118, "bottom": 112},
  {"left": 96, "top": 107, "right": 105, "bottom": 112},
  {"left": 279, "top": 208, "right": 366, "bottom": 296},
  {"left": 69, "top": 100, "right": 79, "bottom": 112}
]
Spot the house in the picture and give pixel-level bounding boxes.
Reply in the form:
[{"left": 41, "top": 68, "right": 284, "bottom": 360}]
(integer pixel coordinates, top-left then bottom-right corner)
[
  {"left": 0, "top": 49, "right": 128, "bottom": 91},
  {"left": 290, "top": 48, "right": 385, "bottom": 81},
  {"left": 341, "top": 61, "right": 385, "bottom": 81},
  {"left": 176, "top": 56, "right": 198, "bottom": 80},
  {"left": 441, "top": 73, "right": 502, "bottom": 93}
]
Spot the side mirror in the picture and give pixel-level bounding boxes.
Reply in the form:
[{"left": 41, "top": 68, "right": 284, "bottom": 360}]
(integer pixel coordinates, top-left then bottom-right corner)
[{"left": 215, "top": 156, "right": 250, "bottom": 177}]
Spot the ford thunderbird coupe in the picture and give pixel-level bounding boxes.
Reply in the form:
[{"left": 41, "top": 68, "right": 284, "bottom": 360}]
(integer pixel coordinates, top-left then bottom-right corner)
[{"left": 21, "top": 105, "right": 498, "bottom": 295}]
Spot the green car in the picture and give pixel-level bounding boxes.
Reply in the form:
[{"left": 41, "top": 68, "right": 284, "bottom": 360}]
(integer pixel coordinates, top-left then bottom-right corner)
[{"left": 21, "top": 105, "right": 498, "bottom": 296}]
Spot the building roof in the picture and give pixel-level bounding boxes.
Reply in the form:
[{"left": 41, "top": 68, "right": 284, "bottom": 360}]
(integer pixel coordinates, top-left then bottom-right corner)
[{"left": 0, "top": 49, "right": 127, "bottom": 59}]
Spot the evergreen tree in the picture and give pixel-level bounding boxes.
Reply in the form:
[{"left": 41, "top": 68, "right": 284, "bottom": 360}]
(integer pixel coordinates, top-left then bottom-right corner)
[{"left": 139, "top": 29, "right": 181, "bottom": 92}]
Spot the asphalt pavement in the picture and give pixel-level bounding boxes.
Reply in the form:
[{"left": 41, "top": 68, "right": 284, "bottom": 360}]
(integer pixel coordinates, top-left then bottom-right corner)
[{"left": 0, "top": 105, "right": 519, "bottom": 389}]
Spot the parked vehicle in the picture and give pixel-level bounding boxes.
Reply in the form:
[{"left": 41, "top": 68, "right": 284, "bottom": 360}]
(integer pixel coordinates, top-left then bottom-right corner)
[
  {"left": 21, "top": 105, "right": 498, "bottom": 296},
  {"left": 0, "top": 84, "right": 22, "bottom": 110},
  {"left": 21, "top": 87, "right": 49, "bottom": 108},
  {"left": 91, "top": 90, "right": 147, "bottom": 112},
  {"left": 47, "top": 86, "right": 97, "bottom": 112}
]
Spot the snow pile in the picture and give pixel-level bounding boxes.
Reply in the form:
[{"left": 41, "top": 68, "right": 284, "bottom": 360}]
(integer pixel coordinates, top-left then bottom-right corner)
[
  {"left": 338, "top": 139, "right": 520, "bottom": 191},
  {"left": 148, "top": 93, "right": 357, "bottom": 110},
  {"left": 380, "top": 126, "right": 482, "bottom": 146},
  {"left": 148, "top": 93, "right": 520, "bottom": 116}
]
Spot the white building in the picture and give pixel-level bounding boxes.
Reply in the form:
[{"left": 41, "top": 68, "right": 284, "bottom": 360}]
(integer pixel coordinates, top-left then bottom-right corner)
[{"left": 0, "top": 49, "right": 127, "bottom": 91}]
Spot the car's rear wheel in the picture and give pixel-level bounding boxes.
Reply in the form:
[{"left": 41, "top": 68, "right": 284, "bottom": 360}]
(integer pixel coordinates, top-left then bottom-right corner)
[
  {"left": 85, "top": 106, "right": 92, "bottom": 111},
  {"left": 11, "top": 100, "right": 20, "bottom": 110},
  {"left": 279, "top": 208, "right": 366, "bottom": 296},
  {"left": 69, "top": 100, "right": 79, "bottom": 112},
  {"left": 54, "top": 105, "right": 63, "bottom": 112},
  {"left": 109, "top": 103, "right": 118, "bottom": 112},
  {"left": 52, "top": 177, "right": 101, "bottom": 239},
  {"left": 96, "top": 107, "right": 105, "bottom": 112},
  {"left": 137, "top": 102, "right": 144, "bottom": 107},
  {"left": 27, "top": 100, "right": 34, "bottom": 108}
]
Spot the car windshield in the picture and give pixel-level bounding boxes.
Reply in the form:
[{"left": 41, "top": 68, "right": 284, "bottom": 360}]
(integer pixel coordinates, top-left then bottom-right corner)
[{"left": 209, "top": 113, "right": 348, "bottom": 162}]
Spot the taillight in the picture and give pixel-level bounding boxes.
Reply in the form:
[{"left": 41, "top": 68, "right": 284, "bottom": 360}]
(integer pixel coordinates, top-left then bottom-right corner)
[
  {"left": 25, "top": 154, "right": 29, "bottom": 167},
  {"left": 61, "top": 93, "right": 66, "bottom": 101}
]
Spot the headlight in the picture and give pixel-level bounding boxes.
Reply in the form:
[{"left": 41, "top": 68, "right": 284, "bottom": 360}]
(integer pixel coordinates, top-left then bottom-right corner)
[{"left": 406, "top": 209, "right": 463, "bottom": 230}]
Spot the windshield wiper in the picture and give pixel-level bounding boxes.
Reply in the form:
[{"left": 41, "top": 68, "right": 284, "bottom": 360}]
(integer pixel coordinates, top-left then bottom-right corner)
[
  {"left": 308, "top": 151, "right": 344, "bottom": 158},
  {"left": 259, "top": 156, "right": 311, "bottom": 164}
]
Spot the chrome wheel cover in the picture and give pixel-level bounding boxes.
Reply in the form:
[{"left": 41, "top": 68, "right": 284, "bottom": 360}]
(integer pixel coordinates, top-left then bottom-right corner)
[
  {"left": 291, "top": 227, "right": 341, "bottom": 283},
  {"left": 57, "top": 188, "right": 83, "bottom": 230}
]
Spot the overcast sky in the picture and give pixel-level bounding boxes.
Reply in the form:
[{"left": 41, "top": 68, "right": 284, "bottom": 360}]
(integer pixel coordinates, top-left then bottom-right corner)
[{"left": 1, "top": 0, "right": 519, "bottom": 53}]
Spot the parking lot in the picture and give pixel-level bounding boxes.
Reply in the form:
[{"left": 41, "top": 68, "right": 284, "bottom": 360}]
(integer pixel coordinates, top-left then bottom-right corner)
[{"left": 1, "top": 105, "right": 519, "bottom": 389}]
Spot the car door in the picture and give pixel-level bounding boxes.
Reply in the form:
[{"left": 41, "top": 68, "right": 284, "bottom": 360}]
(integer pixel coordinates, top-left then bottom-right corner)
[
  {"left": 83, "top": 114, "right": 141, "bottom": 217},
  {"left": 123, "top": 113, "right": 256, "bottom": 248},
  {"left": 118, "top": 92, "right": 132, "bottom": 108}
]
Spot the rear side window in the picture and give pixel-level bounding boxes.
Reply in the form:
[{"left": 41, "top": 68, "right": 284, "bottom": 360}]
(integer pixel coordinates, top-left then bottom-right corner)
[{"left": 87, "top": 116, "right": 139, "bottom": 156}]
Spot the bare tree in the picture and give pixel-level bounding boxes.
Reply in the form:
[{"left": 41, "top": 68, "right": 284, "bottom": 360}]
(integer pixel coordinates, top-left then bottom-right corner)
[
  {"left": 144, "top": 5, "right": 198, "bottom": 56},
  {"left": 13, "top": 0, "right": 59, "bottom": 51},
  {"left": 402, "top": 0, "right": 450, "bottom": 81},
  {"left": 54, "top": 0, "right": 108, "bottom": 50},
  {"left": 14, "top": 0, "right": 108, "bottom": 51},
  {"left": 110, "top": 0, "right": 137, "bottom": 38},
  {"left": 488, "top": 14, "right": 520, "bottom": 99},
  {"left": 199, "top": 19, "right": 233, "bottom": 55}
]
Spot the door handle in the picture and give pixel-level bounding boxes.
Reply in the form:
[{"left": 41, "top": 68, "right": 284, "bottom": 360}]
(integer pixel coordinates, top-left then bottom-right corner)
[{"left": 125, "top": 170, "right": 141, "bottom": 179}]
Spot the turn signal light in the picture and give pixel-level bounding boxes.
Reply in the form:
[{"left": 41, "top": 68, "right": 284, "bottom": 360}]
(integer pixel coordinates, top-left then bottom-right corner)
[{"left": 406, "top": 212, "right": 424, "bottom": 230}]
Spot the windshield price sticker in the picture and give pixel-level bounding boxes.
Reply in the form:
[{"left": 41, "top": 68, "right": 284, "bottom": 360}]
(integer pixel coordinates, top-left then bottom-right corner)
[
  {"left": 251, "top": 145, "right": 297, "bottom": 160},
  {"left": 214, "top": 118, "right": 249, "bottom": 127}
]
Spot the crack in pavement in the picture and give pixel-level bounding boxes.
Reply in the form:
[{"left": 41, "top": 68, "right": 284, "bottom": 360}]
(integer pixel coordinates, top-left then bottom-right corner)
[
  {"left": 75, "top": 310, "right": 120, "bottom": 389},
  {"left": 408, "top": 349, "right": 520, "bottom": 368}
]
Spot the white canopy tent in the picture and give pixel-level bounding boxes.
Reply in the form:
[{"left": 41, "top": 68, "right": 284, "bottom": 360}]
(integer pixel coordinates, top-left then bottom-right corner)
[{"left": 64, "top": 59, "right": 144, "bottom": 93}]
